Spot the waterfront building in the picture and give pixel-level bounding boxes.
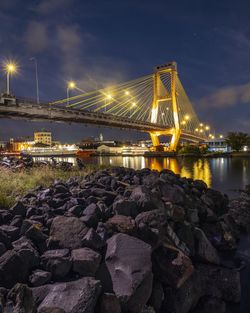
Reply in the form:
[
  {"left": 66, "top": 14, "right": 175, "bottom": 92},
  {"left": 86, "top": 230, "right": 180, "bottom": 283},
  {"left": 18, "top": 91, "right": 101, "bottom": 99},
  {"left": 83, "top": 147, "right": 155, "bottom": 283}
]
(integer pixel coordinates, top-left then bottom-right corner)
[
  {"left": 9, "top": 138, "right": 34, "bottom": 152},
  {"left": 34, "top": 130, "right": 52, "bottom": 146},
  {"left": 205, "top": 138, "right": 230, "bottom": 152}
]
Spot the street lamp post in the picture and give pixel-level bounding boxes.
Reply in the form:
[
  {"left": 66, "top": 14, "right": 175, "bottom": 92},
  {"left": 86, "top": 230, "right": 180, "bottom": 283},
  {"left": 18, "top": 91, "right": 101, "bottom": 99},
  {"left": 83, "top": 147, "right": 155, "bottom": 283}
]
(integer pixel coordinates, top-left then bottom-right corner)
[
  {"left": 67, "top": 81, "right": 76, "bottom": 105},
  {"left": 30, "top": 57, "right": 40, "bottom": 104},
  {"left": 5, "top": 63, "right": 17, "bottom": 95}
]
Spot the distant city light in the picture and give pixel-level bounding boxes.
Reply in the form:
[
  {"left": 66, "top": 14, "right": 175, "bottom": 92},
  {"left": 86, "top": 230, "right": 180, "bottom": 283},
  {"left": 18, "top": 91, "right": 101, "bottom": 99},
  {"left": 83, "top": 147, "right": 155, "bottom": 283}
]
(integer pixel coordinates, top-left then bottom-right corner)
[
  {"left": 125, "top": 90, "right": 130, "bottom": 95},
  {"left": 106, "top": 94, "right": 112, "bottom": 99},
  {"left": 219, "top": 134, "right": 223, "bottom": 138},
  {"left": 184, "top": 114, "right": 190, "bottom": 120},
  {"left": 68, "top": 81, "right": 76, "bottom": 89},
  {"left": 199, "top": 123, "right": 203, "bottom": 127},
  {"left": 4, "top": 61, "right": 18, "bottom": 74},
  {"left": 205, "top": 125, "right": 210, "bottom": 130}
]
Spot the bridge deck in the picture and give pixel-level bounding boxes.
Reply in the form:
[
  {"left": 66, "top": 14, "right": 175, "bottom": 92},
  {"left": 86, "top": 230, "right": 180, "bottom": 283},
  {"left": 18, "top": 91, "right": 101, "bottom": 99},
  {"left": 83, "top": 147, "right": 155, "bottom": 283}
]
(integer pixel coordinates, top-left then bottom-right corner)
[{"left": 0, "top": 99, "right": 205, "bottom": 142}]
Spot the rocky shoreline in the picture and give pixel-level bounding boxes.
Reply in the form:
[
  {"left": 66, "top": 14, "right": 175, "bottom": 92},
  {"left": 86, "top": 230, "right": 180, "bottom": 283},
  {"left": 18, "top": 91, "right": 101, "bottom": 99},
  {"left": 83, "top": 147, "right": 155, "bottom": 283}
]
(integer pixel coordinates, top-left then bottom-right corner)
[{"left": 0, "top": 167, "right": 249, "bottom": 313}]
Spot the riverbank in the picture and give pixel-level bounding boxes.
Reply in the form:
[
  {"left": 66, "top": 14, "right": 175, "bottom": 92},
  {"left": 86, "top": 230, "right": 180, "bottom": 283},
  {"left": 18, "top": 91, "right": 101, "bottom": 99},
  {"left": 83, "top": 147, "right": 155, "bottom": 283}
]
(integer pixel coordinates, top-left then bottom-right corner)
[
  {"left": 0, "top": 166, "right": 248, "bottom": 313},
  {"left": 0, "top": 166, "right": 97, "bottom": 208}
]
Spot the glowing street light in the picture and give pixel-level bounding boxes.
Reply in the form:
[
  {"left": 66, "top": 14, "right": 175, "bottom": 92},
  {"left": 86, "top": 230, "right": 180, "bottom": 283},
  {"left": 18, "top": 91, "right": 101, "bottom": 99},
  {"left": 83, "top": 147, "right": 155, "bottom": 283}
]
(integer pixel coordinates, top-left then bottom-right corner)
[
  {"left": 219, "top": 134, "right": 224, "bottom": 139},
  {"left": 184, "top": 114, "right": 190, "bottom": 120},
  {"left": 67, "top": 81, "right": 76, "bottom": 105},
  {"left": 199, "top": 123, "right": 204, "bottom": 127},
  {"left": 4, "top": 61, "right": 17, "bottom": 95},
  {"left": 125, "top": 90, "right": 130, "bottom": 95},
  {"left": 205, "top": 125, "right": 210, "bottom": 130}
]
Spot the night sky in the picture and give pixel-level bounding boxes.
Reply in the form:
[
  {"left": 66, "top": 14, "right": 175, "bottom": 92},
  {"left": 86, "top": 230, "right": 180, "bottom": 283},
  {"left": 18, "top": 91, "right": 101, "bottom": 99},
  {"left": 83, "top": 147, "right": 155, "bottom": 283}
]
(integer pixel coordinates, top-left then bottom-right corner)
[{"left": 0, "top": 0, "right": 249, "bottom": 143}]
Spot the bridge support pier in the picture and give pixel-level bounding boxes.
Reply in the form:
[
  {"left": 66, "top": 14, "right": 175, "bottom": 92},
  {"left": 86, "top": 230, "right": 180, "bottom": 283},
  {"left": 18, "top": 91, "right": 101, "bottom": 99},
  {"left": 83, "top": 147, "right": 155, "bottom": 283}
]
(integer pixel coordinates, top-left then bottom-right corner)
[{"left": 150, "top": 62, "right": 181, "bottom": 152}]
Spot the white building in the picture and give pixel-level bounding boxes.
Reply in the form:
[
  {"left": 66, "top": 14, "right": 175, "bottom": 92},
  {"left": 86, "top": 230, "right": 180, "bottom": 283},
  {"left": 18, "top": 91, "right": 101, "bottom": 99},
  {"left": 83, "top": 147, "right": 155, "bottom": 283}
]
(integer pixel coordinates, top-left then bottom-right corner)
[
  {"left": 205, "top": 139, "right": 230, "bottom": 152},
  {"left": 34, "top": 131, "right": 52, "bottom": 146}
]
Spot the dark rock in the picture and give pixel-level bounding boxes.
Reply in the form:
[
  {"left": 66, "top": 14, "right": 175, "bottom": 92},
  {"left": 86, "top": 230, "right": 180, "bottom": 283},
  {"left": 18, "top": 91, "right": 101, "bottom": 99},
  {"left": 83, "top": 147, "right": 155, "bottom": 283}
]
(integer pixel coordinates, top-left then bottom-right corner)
[
  {"left": 71, "top": 247, "right": 101, "bottom": 276},
  {"left": 174, "top": 222, "right": 195, "bottom": 256},
  {"left": 49, "top": 216, "right": 88, "bottom": 249},
  {"left": 9, "top": 201, "right": 27, "bottom": 217},
  {"left": 152, "top": 245, "right": 194, "bottom": 288},
  {"left": 0, "top": 225, "right": 19, "bottom": 241},
  {"left": 100, "top": 293, "right": 121, "bottom": 313},
  {"left": 81, "top": 203, "right": 101, "bottom": 227},
  {"left": 0, "top": 229, "right": 11, "bottom": 248},
  {"left": 105, "top": 233, "right": 153, "bottom": 313},
  {"left": 39, "top": 308, "right": 66, "bottom": 313},
  {"left": 30, "top": 270, "right": 52, "bottom": 287},
  {"left": 5, "top": 283, "right": 37, "bottom": 313},
  {"left": 162, "top": 270, "right": 203, "bottom": 313},
  {"left": 25, "top": 225, "right": 48, "bottom": 245},
  {"left": 105, "top": 215, "right": 136, "bottom": 235},
  {"left": 0, "top": 210, "right": 13, "bottom": 224},
  {"left": 192, "top": 296, "right": 226, "bottom": 313},
  {"left": 196, "top": 264, "right": 241, "bottom": 303},
  {"left": 113, "top": 199, "right": 138, "bottom": 218},
  {"left": 148, "top": 280, "right": 164, "bottom": 313},
  {"left": 194, "top": 228, "right": 220, "bottom": 264},
  {"left": 81, "top": 228, "right": 105, "bottom": 250},
  {"left": 0, "top": 250, "right": 28, "bottom": 288},
  {"left": 129, "top": 185, "right": 165, "bottom": 212},
  {"left": 41, "top": 249, "right": 71, "bottom": 280},
  {"left": 0, "top": 243, "right": 6, "bottom": 257},
  {"left": 68, "top": 205, "right": 84, "bottom": 217},
  {"left": 10, "top": 215, "right": 23, "bottom": 228},
  {"left": 33, "top": 277, "right": 101, "bottom": 313}
]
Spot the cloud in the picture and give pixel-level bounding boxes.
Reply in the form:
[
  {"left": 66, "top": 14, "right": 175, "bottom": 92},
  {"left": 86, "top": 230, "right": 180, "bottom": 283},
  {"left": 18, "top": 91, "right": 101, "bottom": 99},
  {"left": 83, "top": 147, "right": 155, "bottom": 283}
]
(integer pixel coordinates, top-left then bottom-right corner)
[
  {"left": 199, "top": 82, "right": 250, "bottom": 109},
  {"left": 23, "top": 21, "right": 49, "bottom": 53},
  {"left": 35, "top": 0, "right": 73, "bottom": 14}
]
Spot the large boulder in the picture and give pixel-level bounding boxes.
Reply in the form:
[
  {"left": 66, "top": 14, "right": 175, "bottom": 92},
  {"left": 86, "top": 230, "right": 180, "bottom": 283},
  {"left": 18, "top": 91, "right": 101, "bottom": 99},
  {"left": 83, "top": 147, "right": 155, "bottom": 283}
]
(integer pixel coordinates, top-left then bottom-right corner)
[
  {"left": 71, "top": 248, "right": 101, "bottom": 276},
  {"left": 49, "top": 216, "right": 88, "bottom": 249},
  {"left": 33, "top": 277, "right": 101, "bottom": 313},
  {"left": 152, "top": 245, "right": 194, "bottom": 288},
  {"left": 105, "top": 233, "right": 153, "bottom": 313}
]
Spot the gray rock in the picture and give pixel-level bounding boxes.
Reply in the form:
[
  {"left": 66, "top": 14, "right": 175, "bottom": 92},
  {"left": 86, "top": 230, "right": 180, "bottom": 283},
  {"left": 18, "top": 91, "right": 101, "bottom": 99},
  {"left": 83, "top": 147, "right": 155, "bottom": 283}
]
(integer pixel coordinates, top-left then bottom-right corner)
[
  {"left": 34, "top": 277, "right": 101, "bottom": 313},
  {"left": 30, "top": 270, "right": 52, "bottom": 287},
  {"left": 49, "top": 216, "right": 88, "bottom": 249},
  {"left": 106, "top": 233, "right": 153, "bottom": 313},
  {"left": 71, "top": 248, "right": 101, "bottom": 276}
]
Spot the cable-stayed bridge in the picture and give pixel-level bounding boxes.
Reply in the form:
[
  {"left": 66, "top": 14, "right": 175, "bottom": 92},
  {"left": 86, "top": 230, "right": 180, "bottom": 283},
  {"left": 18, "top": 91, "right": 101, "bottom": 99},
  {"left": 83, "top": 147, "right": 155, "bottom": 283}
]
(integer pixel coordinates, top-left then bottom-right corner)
[{"left": 0, "top": 62, "right": 207, "bottom": 151}]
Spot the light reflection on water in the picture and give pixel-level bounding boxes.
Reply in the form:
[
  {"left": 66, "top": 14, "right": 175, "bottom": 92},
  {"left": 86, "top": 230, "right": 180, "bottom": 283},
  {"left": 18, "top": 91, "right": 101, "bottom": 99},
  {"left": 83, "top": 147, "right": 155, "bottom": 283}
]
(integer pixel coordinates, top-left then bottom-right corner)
[{"left": 33, "top": 156, "right": 250, "bottom": 196}]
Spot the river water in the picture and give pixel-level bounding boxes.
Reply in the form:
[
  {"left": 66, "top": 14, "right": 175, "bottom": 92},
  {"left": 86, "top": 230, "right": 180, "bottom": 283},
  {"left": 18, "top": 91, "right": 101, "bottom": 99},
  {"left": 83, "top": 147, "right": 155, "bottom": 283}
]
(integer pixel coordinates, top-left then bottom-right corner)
[
  {"left": 34, "top": 155, "right": 250, "bottom": 312},
  {"left": 35, "top": 156, "right": 250, "bottom": 197}
]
